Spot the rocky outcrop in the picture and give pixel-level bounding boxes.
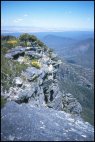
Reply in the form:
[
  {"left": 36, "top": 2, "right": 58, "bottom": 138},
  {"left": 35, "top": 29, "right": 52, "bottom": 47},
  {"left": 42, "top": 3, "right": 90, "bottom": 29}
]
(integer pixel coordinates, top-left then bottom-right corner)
[
  {"left": 1, "top": 42, "right": 94, "bottom": 141},
  {"left": 4, "top": 44, "right": 82, "bottom": 116},
  {"left": 4, "top": 45, "right": 64, "bottom": 109},
  {"left": 1, "top": 101, "right": 94, "bottom": 141}
]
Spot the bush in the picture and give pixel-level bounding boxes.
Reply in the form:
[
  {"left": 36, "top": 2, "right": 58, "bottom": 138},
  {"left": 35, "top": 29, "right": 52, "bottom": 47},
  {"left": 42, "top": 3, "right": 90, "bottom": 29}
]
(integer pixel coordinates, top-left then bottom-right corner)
[
  {"left": 37, "top": 39, "right": 44, "bottom": 47},
  {"left": 19, "top": 33, "right": 30, "bottom": 46},
  {"left": 28, "top": 35, "right": 37, "bottom": 42},
  {"left": 31, "top": 59, "right": 41, "bottom": 69}
]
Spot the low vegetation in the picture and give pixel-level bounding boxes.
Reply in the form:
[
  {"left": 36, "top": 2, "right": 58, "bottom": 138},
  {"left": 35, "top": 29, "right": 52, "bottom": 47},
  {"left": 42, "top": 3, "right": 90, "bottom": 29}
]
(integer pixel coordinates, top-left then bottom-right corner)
[
  {"left": 19, "top": 33, "right": 45, "bottom": 47},
  {"left": 1, "top": 49, "right": 28, "bottom": 92},
  {"left": 1, "top": 34, "right": 47, "bottom": 99},
  {"left": 31, "top": 59, "right": 41, "bottom": 69},
  {"left": 1, "top": 34, "right": 46, "bottom": 91}
]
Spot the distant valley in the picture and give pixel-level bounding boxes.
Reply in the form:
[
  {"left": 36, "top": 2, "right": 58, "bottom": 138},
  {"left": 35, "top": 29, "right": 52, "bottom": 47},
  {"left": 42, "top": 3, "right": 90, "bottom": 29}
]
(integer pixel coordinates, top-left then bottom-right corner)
[{"left": 42, "top": 34, "right": 94, "bottom": 69}]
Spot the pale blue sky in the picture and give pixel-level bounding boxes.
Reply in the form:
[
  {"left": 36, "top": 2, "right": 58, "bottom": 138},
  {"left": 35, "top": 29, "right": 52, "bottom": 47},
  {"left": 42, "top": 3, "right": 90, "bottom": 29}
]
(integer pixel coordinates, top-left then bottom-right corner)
[{"left": 1, "top": 1, "right": 94, "bottom": 32}]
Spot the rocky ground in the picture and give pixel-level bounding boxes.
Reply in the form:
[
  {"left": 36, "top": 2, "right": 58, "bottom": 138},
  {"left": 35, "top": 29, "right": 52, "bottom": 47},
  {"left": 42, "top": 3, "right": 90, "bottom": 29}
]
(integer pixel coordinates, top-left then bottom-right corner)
[
  {"left": 1, "top": 42, "right": 94, "bottom": 141},
  {"left": 1, "top": 101, "right": 94, "bottom": 141}
]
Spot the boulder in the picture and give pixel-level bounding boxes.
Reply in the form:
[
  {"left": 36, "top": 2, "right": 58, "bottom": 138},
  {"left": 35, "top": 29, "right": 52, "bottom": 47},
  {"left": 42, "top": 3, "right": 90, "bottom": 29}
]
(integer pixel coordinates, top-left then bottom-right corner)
[{"left": 16, "top": 88, "right": 35, "bottom": 103}]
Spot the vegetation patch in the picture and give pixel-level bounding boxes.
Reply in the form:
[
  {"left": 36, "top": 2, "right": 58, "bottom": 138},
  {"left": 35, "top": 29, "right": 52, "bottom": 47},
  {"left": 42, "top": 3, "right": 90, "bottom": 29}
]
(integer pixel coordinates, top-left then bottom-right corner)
[
  {"left": 31, "top": 59, "right": 41, "bottom": 69},
  {"left": 1, "top": 51, "right": 28, "bottom": 92}
]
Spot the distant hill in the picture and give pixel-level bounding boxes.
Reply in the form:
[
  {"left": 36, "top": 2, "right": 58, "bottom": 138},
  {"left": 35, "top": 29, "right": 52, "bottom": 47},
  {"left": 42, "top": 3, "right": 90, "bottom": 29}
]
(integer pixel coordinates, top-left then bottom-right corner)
[
  {"left": 42, "top": 35, "right": 94, "bottom": 69},
  {"left": 42, "top": 34, "right": 76, "bottom": 48},
  {"left": 66, "top": 38, "right": 94, "bottom": 69}
]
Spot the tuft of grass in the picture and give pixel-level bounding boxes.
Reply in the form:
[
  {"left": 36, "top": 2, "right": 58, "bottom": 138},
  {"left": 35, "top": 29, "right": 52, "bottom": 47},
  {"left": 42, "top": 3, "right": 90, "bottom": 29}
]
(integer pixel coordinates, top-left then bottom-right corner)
[{"left": 31, "top": 59, "right": 41, "bottom": 69}]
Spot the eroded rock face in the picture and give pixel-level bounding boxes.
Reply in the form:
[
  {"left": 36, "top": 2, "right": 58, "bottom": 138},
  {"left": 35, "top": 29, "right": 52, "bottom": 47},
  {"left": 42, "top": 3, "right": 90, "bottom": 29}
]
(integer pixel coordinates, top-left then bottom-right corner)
[
  {"left": 4, "top": 45, "right": 83, "bottom": 116},
  {"left": 4, "top": 45, "right": 82, "bottom": 116},
  {"left": 3, "top": 44, "right": 94, "bottom": 141},
  {"left": 1, "top": 101, "right": 94, "bottom": 141}
]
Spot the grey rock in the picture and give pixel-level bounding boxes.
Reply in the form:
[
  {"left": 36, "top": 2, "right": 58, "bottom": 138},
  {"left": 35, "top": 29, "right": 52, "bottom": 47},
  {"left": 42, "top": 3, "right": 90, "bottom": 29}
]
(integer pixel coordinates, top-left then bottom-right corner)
[
  {"left": 1, "top": 101, "right": 94, "bottom": 141},
  {"left": 16, "top": 88, "right": 35, "bottom": 103},
  {"left": 62, "top": 94, "right": 82, "bottom": 115},
  {"left": 25, "top": 51, "right": 42, "bottom": 59},
  {"left": 43, "top": 79, "right": 53, "bottom": 89},
  {"left": 21, "top": 67, "right": 42, "bottom": 81},
  {"left": 14, "top": 77, "right": 23, "bottom": 87},
  {"left": 5, "top": 50, "right": 25, "bottom": 59},
  {"left": 8, "top": 47, "right": 26, "bottom": 52},
  {"left": 5, "top": 53, "right": 13, "bottom": 59},
  {"left": 48, "top": 92, "right": 63, "bottom": 110},
  {"left": 25, "top": 47, "right": 36, "bottom": 51}
]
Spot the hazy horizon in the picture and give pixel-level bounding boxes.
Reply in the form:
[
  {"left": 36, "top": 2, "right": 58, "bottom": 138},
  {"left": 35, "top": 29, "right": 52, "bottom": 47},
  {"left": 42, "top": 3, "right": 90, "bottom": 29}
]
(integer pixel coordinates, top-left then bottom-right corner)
[{"left": 1, "top": 1, "right": 94, "bottom": 32}]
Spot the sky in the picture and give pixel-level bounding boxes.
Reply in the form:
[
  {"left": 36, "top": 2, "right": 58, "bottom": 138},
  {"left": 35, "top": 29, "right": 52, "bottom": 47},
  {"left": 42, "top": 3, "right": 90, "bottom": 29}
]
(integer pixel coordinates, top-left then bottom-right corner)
[{"left": 1, "top": 1, "right": 94, "bottom": 32}]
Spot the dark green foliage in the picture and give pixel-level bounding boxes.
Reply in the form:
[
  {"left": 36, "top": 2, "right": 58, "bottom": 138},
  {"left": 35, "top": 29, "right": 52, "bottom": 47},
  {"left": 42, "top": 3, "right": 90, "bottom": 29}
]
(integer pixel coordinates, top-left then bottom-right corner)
[
  {"left": 19, "top": 33, "right": 46, "bottom": 47},
  {"left": 28, "top": 35, "right": 37, "bottom": 42},
  {"left": 19, "top": 33, "right": 38, "bottom": 43},
  {"left": 19, "top": 33, "right": 30, "bottom": 46},
  {"left": 19, "top": 33, "right": 30, "bottom": 42},
  {"left": 37, "top": 39, "right": 44, "bottom": 47}
]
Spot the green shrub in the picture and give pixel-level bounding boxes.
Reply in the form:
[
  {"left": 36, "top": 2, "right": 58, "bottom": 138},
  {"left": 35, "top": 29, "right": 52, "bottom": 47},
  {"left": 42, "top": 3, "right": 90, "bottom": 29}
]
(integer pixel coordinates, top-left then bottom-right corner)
[
  {"left": 28, "top": 35, "right": 37, "bottom": 42},
  {"left": 37, "top": 39, "right": 44, "bottom": 47}
]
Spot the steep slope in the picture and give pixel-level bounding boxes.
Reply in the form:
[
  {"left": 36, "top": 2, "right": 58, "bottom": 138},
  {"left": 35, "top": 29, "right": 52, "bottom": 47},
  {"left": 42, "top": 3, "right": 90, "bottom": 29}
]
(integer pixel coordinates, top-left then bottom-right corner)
[{"left": 57, "top": 61, "right": 94, "bottom": 125}]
